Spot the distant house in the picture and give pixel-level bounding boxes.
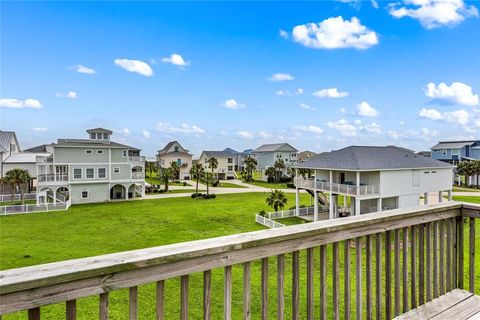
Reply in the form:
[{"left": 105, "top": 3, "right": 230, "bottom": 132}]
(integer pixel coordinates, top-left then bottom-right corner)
[
  {"left": 431, "top": 140, "right": 480, "bottom": 163},
  {"left": 297, "top": 151, "right": 317, "bottom": 163},
  {"left": 156, "top": 141, "right": 193, "bottom": 179},
  {"left": 223, "top": 148, "right": 253, "bottom": 171},
  {"left": 294, "top": 145, "right": 454, "bottom": 221},
  {"left": 198, "top": 150, "right": 236, "bottom": 180},
  {"left": 417, "top": 151, "right": 432, "bottom": 158},
  {"left": 252, "top": 143, "right": 298, "bottom": 173}
]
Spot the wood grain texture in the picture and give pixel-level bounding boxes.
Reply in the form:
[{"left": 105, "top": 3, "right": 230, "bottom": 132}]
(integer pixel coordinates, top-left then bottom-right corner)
[
  {"left": 28, "top": 308, "right": 40, "bottom": 320},
  {"left": 66, "top": 300, "right": 76, "bottom": 320},
  {"left": 433, "top": 222, "right": 439, "bottom": 299},
  {"left": 243, "top": 262, "right": 251, "bottom": 320},
  {"left": 99, "top": 292, "right": 108, "bottom": 320},
  {"left": 385, "top": 231, "right": 392, "bottom": 320},
  {"left": 181, "top": 276, "right": 189, "bottom": 320},
  {"left": 469, "top": 218, "right": 475, "bottom": 293},
  {"left": 402, "top": 227, "right": 409, "bottom": 314},
  {"left": 344, "top": 239, "right": 351, "bottom": 320},
  {"left": 446, "top": 219, "right": 452, "bottom": 292},
  {"left": 261, "top": 258, "right": 268, "bottom": 320},
  {"left": 156, "top": 280, "right": 165, "bottom": 320},
  {"left": 411, "top": 225, "right": 417, "bottom": 309},
  {"left": 394, "top": 229, "right": 400, "bottom": 317},
  {"left": 457, "top": 217, "right": 464, "bottom": 290},
  {"left": 129, "top": 286, "right": 138, "bottom": 320},
  {"left": 439, "top": 220, "right": 445, "bottom": 296},
  {"left": 333, "top": 243, "right": 340, "bottom": 320},
  {"left": 203, "top": 271, "right": 211, "bottom": 320},
  {"left": 320, "top": 245, "right": 327, "bottom": 320},
  {"left": 419, "top": 224, "right": 425, "bottom": 306},
  {"left": 356, "top": 237, "right": 362, "bottom": 320},
  {"left": 224, "top": 267, "right": 232, "bottom": 320},
  {"left": 426, "top": 223, "right": 432, "bottom": 303},
  {"left": 366, "top": 235, "right": 373, "bottom": 320},
  {"left": 277, "top": 255, "right": 285, "bottom": 320},
  {"left": 292, "top": 251, "right": 300, "bottom": 320},
  {"left": 307, "top": 248, "right": 314, "bottom": 320},
  {"left": 376, "top": 234, "right": 382, "bottom": 320}
]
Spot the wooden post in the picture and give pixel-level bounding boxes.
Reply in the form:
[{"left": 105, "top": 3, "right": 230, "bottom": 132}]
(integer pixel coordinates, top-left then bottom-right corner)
[
  {"left": 129, "top": 286, "right": 138, "bottom": 320},
  {"left": 292, "top": 251, "right": 300, "bottom": 320},
  {"left": 469, "top": 218, "right": 475, "bottom": 293},
  {"left": 157, "top": 280, "right": 165, "bottom": 320},
  {"left": 307, "top": 248, "right": 314, "bottom": 320},
  {"left": 181, "top": 276, "right": 189, "bottom": 320},
  {"left": 320, "top": 245, "right": 327, "bottom": 320},
  {"left": 411, "top": 226, "right": 417, "bottom": 309},
  {"left": 66, "top": 300, "right": 76, "bottom": 320},
  {"left": 385, "top": 231, "right": 392, "bottom": 320},
  {"left": 394, "top": 230, "right": 400, "bottom": 317},
  {"left": 203, "top": 271, "right": 211, "bottom": 320},
  {"left": 344, "top": 239, "right": 351, "bottom": 320},
  {"left": 243, "top": 262, "right": 251, "bottom": 320},
  {"left": 402, "top": 227, "right": 409, "bottom": 313},
  {"left": 99, "top": 292, "right": 109, "bottom": 320},
  {"left": 277, "top": 255, "right": 285, "bottom": 320},
  {"left": 356, "top": 237, "right": 362, "bottom": 320},
  {"left": 333, "top": 243, "right": 340, "bottom": 320},
  {"left": 366, "top": 235, "right": 373, "bottom": 320},
  {"left": 375, "top": 234, "right": 382, "bottom": 320},
  {"left": 224, "top": 267, "right": 232, "bottom": 320}
]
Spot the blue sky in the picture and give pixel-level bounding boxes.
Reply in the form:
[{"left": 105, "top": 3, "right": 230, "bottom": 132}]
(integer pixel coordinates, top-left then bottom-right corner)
[{"left": 1, "top": 0, "right": 479, "bottom": 157}]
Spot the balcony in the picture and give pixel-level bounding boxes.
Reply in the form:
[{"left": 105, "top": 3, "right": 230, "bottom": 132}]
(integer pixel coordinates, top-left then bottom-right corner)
[
  {"left": 131, "top": 172, "right": 145, "bottom": 180},
  {"left": 128, "top": 156, "right": 145, "bottom": 163},
  {"left": 295, "top": 177, "right": 379, "bottom": 196},
  {"left": 0, "top": 203, "right": 478, "bottom": 319},
  {"left": 37, "top": 174, "right": 68, "bottom": 184},
  {"left": 36, "top": 156, "right": 53, "bottom": 164}
]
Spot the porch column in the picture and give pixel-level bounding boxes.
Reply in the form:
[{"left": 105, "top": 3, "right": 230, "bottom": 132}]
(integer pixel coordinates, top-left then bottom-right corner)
[
  {"left": 356, "top": 171, "right": 360, "bottom": 194},
  {"left": 424, "top": 192, "right": 429, "bottom": 205},
  {"left": 448, "top": 190, "right": 452, "bottom": 201},
  {"left": 313, "top": 169, "right": 318, "bottom": 221},
  {"left": 329, "top": 194, "right": 334, "bottom": 220},
  {"left": 377, "top": 198, "right": 382, "bottom": 212},
  {"left": 438, "top": 191, "right": 443, "bottom": 203},
  {"left": 142, "top": 183, "right": 146, "bottom": 197},
  {"left": 295, "top": 187, "right": 300, "bottom": 217},
  {"left": 355, "top": 198, "right": 361, "bottom": 216},
  {"left": 53, "top": 188, "right": 57, "bottom": 204},
  {"left": 125, "top": 186, "right": 129, "bottom": 200}
]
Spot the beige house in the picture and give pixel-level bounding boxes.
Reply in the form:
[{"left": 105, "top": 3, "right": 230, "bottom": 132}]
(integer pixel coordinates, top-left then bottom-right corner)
[
  {"left": 156, "top": 141, "right": 192, "bottom": 180},
  {"left": 198, "top": 150, "right": 236, "bottom": 180}
]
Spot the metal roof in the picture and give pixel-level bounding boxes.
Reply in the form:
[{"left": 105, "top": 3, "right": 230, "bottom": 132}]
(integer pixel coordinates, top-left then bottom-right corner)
[
  {"left": 202, "top": 150, "right": 235, "bottom": 158},
  {"left": 55, "top": 139, "right": 140, "bottom": 151},
  {"left": 0, "top": 131, "right": 19, "bottom": 153},
  {"left": 3, "top": 152, "right": 50, "bottom": 163},
  {"left": 431, "top": 140, "right": 478, "bottom": 150},
  {"left": 295, "top": 146, "right": 454, "bottom": 171},
  {"left": 253, "top": 143, "right": 297, "bottom": 152},
  {"left": 86, "top": 128, "right": 113, "bottom": 134},
  {"left": 157, "top": 141, "right": 191, "bottom": 155}
]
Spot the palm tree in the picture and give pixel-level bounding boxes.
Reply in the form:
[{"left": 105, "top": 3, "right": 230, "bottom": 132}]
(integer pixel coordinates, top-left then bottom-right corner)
[
  {"left": 265, "top": 167, "right": 276, "bottom": 182},
  {"left": 204, "top": 172, "right": 213, "bottom": 195},
  {"left": 161, "top": 168, "right": 173, "bottom": 191},
  {"left": 266, "top": 189, "right": 288, "bottom": 212},
  {"left": 207, "top": 157, "right": 218, "bottom": 180},
  {"left": 287, "top": 167, "right": 296, "bottom": 179},
  {"left": 274, "top": 159, "right": 286, "bottom": 181},
  {"left": 1, "top": 168, "right": 31, "bottom": 201},
  {"left": 244, "top": 157, "right": 257, "bottom": 181},
  {"left": 169, "top": 161, "right": 180, "bottom": 180},
  {"left": 145, "top": 161, "right": 156, "bottom": 178},
  {"left": 472, "top": 160, "right": 480, "bottom": 188},
  {"left": 190, "top": 163, "right": 204, "bottom": 194}
]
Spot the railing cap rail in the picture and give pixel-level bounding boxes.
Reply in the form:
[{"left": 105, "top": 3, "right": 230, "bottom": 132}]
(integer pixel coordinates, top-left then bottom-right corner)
[{"left": 1, "top": 202, "right": 473, "bottom": 298}]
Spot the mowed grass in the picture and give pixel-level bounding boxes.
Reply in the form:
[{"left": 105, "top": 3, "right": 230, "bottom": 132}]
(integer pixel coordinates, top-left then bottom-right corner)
[
  {"left": 1, "top": 195, "right": 479, "bottom": 319},
  {"left": 243, "top": 179, "right": 290, "bottom": 189},
  {"left": 216, "top": 182, "right": 247, "bottom": 188}
]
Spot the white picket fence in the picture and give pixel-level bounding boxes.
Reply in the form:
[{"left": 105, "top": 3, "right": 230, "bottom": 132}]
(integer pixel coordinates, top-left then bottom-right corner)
[
  {"left": 0, "top": 200, "right": 72, "bottom": 216},
  {"left": 255, "top": 214, "right": 286, "bottom": 228},
  {"left": 0, "top": 193, "right": 36, "bottom": 202},
  {"left": 256, "top": 206, "right": 315, "bottom": 228}
]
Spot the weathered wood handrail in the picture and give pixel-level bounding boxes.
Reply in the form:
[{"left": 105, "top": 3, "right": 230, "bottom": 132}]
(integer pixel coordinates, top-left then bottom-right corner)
[{"left": 1, "top": 202, "right": 478, "bottom": 319}]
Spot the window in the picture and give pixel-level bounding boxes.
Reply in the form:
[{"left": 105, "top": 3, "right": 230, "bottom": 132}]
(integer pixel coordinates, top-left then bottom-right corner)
[
  {"left": 98, "top": 168, "right": 106, "bottom": 178},
  {"left": 81, "top": 191, "right": 89, "bottom": 199},
  {"left": 113, "top": 167, "right": 120, "bottom": 173},
  {"left": 86, "top": 168, "right": 94, "bottom": 179},
  {"left": 174, "top": 146, "right": 179, "bottom": 152},
  {"left": 86, "top": 149, "right": 93, "bottom": 154},
  {"left": 228, "top": 166, "right": 233, "bottom": 171},
  {"left": 452, "top": 149, "right": 459, "bottom": 155},
  {"left": 97, "top": 150, "right": 104, "bottom": 154},
  {"left": 441, "top": 149, "right": 447, "bottom": 155},
  {"left": 122, "top": 150, "right": 128, "bottom": 157},
  {"left": 90, "top": 133, "right": 95, "bottom": 139},
  {"left": 103, "top": 133, "right": 108, "bottom": 140},
  {"left": 228, "top": 158, "right": 233, "bottom": 163},
  {"left": 10, "top": 143, "right": 16, "bottom": 152},
  {"left": 73, "top": 168, "right": 82, "bottom": 179}
]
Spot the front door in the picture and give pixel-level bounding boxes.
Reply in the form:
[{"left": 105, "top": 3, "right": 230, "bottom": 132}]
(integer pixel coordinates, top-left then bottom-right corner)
[{"left": 340, "top": 172, "right": 346, "bottom": 184}]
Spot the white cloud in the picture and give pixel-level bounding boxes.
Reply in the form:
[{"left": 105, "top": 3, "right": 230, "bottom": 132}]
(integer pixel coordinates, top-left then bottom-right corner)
[
  {"left": 155, "top": 122, "right": 205, "bottom": 134},
  {"left": 32, "top": 127, "right": 47, "bottom": 132},
  {"left": 0, "top": 98, "right": 43, "bottom": 109},
  {"left": 419, "top": 107, "right": 443, "bottom": 120},
  {"left": 161, "top": 53, "right": 190, "bottom": 67},
  {"left": 340, "top": 107, "right": 347, "bottom": 114},
  {"left": 55, "top": 91, "right": 78, "bottom": 99},
  {"left": 389, "top": 0, "right": 478, "bottom": 29},
  {"left": 141, "top": 130, "right": 150, "bottom": 138},
  {"left": 419, "top": 107, "right": 470, "bottom": 125},
  {"left": 300, "top": 103, "right": 315, "bottom": 111},
  {"left": 114, "top": 58, "right": 153, "bottom": 77},
  {"left": 223, "top": 99, "right": 246, "bottom": 110},
  {"left": 356, "top": 101, "right": 379, "bottom": 117},
  {"left": 291, "top": 16, "right": 378, "bottom": 50},
  {"left": 313, "top": 88, "right": 349, "bottom": 98},
  {"left": 328, "top": 119, "right": 357, "bottom": 136},
  {"left": 275, "top": 90, "right": 290, "bottom": 96},
  {"left": 259, "top": 130, "right": 272, "bottom": 139},
  {"left": 294, "top": 124, "right": 323, "bottom": 134},
  {"left": 72, "top": 65, "right": 96, "bottom": 74},
  {"left": 424, "top": 82, "right": 479, "bottom": 106},
  {"left": 121, "top": 128, "right": 131, "bottom": 135},
  {"left": 388, "top": 128, "right": 440, "bottom": 141},
  {"left": 295, "top": 88, "right": 304, "bottom": 95},
  {"left": 363, "top": 122, "right": 382, "bottom": 134},
  {"left": 269, "top": 73, "right": 294, "bottom": 82},
  {"left": 237, "top": 130, "right": 254, "bottom": 139},
  {"left": 279, "top": 29, "right": 289, "bottom": 39}
]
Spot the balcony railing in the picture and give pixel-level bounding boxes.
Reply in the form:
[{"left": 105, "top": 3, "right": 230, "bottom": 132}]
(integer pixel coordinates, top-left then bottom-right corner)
[
  {"left": 37, "top": 174, "right": 69, "bottom": 183},
  {"left": 36, "top": 156, "right": 53, "bottom": 164},
  {"left": 295, "top": 177, "right": 379, "bottom": 196},
  {"left": 0, "top": 202, "right": 478, "bottom": 319},
  {"left": 128, "top": 156, "right": 145, "bottom": 163},
  {"left": 131, "top": 172, "right": 145, "bottom": 179}
]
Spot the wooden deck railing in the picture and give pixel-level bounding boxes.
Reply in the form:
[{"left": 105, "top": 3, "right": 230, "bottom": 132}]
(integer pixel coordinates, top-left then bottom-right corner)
[{"left": 0, "top": 202, "right": 478, "bottom": 319}]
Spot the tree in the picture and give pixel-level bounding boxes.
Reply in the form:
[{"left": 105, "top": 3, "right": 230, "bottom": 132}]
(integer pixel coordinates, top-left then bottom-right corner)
[
  {"left": 145, "top": 161, "right": 156, "bottom": 178},
  {"left": 266, "top": 189, "right": 288, "bottom": 212},
  {"left": 457, "top": 161, "right": 475, "bottom": 186},
  {"left": 189, "top": 163, "right": 204, "bottom": 194},
  {"left": 169, "top": 161, "right": 180, "bottom": 180},
  {"left": 1, "top": 168, "right": 31, "bottom": 201},
  {"left": 265, "top": 167, "right": 276, "bottom": 182},
  {"left": 204, "top": 172, "right": 213, "bottom": 195},
  {"left": 287, "top": 167, "right": 296, "bottom": 179},
  {"left": 274, "top": 159, "right": 286, "bottom": 181},
  {"left": 207, "top": 157, "right": 218, "bottom": 180},
  {"left": 161, "top": 168, "right": 173, "bottom": 192},
  {"left": 244, "top": 157, "right": 257, "bottom": 181},
  {"left": 472, "top": 160, "right": 480, "bottom": 188}
]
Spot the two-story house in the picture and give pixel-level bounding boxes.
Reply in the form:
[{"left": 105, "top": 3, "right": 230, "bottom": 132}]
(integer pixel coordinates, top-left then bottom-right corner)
[
  {"left": 35, "top": 128, "right": 145, "bottom": 205},
  {"left": 198, "top": 150, "right": 236, "bottom": 180},
  {"left": 431, "top": 140, "right": 480, "bottom": 163},
  {"left": 156, "top": 141, "right": 193, "bottom": 179},
  {"left": 252, "top": 143, "right": 298, "bottom": 174},
  {"left": 294, "top": 146, "right": 454, "bottom": 221}
]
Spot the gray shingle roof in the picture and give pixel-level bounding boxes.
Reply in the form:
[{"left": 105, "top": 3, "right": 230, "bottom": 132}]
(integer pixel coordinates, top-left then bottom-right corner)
[
  {"left": 295, "top": 146, "right": 454, "bottom": 171},
  {"left": 55, "top": 139, "right": 140, "bottom": 151},
  {"left": 431, "top": 141, "right": 478, "bottom": 150},
  {"left": 86, "top": 128, "right": 113, "bottom": 134},
  {"left": 202, "top": 150, "right": 235, "bottom": 158},
  {"left": 254, "top": 143, "right": 297, "bottom": 152},
  {"left": 0, "top": 131, "right": 18, "bottom": 153},
  {"left": 157, "top": 141, "right": 191, "bottom": 155}
]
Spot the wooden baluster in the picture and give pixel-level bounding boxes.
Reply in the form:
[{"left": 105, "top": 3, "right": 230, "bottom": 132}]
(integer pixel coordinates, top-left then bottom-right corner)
[
  {"left": 385, "top": 231, "right": 392, "bottom": 320},
  {"left": 333, "top": 243, "right": 340, "bottom": 320},
  {"left": 130, "top": 286, "right": 138, "bottom": 320},
  {"left": 452, "top": 218, "right": 457, "bottom": 290},
  {"left": 411, "top": 225, "right": 417, "bottom": 309},
  {"left": 457, "top": 217, "right": 464, "bottom": 290},
  {"left": 156, "top": 280, "right": 165, "bottom": 320},
  {"left": 426, "top": 223, "right": 432, "bottom": 302},
  {"left": 402, "top": 227, "right": 409, "bottom": 313},
  {"left": 375, "top": 234, "right": 382, "bottom": 320},
  {"left": 224, "top": 266, "right": 232, "bottom": 320},
  {"left": 439, "top": 220, "right": 445, "bottom": 295},
  {"left": 320, "top": 245, "right": 327, "bottom": 320},
  {"left": 394, "top": 229, "right": 400, "bottom": 317},
  {"left": 203, "top": 271, "right": 211, "bottom": 320},
  {"left": 99, "top": 292, "right": 109, "bottom": 320},
  {"left": 433, "top": 222, "right": 439, "bottom": 299},
  {"left": 366, "top": 235, "right": 373, "bottom": 320},
  {"left": 66, "top": 300, "right": 76, "bottom": 320},
  {"left": 307, "top": 248, "right": 314, "bottom": 320},
  {"left": 292, "top": 250, "right": 300, "bottom": 320},
  {"left": 419, "top": 224, "right": 425, "bottom": 306},
  {"left": 262, "top": 258, "right": 269, "bottom": 320},
  {"left": 277, "top": 255, "right": 285, "bottom": 320},
  {"left": 469, "top": 217, "right": 476, "bottom": 293},
  {"left": 356, "top": 237, "right": 362, "bottom": 320},
  {"left": 181, "top": 275, "right": 189, "bottom": 320},
  {"left": 28, "top": 308, "right": 40, "bottom": 320},
  {"left": 446, "top": 219, "right": 452, "bottom": 292},
  {"left": 344, "top": 240, "right": 351, "bottom": 320},
  {"left": 243, "top": 262, "right": 251, "bottom": 320}
]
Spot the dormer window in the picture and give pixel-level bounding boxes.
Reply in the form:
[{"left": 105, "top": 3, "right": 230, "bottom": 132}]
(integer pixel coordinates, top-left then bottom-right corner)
[
  {"left": 87, "top": 128, "right": 112, "bottom": 141},
  {"left": 174, "top": 146, "right": 179, "bottom": 152}
]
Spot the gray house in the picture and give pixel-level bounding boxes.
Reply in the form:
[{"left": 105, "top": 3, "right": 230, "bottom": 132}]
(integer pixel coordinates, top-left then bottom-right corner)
[
  {"left": 431, "top": 140, "right": 480, "bottom": 163},
  {"left": 294, "top": 146, "right": 454, "bottom": 221},
  {"left": 35, "top": 128, "right": 145, "bottom": 205},
  {"left": 252, "top": 143, "right": 298, "bottom": 173}
]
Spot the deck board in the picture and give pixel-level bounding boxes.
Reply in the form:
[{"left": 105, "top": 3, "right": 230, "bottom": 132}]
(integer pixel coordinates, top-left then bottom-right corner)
[{"left": 395, "top": 289, "right": 480, "bottom": 320}]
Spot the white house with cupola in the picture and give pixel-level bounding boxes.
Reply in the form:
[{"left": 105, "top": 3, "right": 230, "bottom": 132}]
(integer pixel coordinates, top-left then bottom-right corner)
[
  {"left": 294, "top": 146, "right": 454, "bottom": 221},
  {"left": 34, "top": 128, "right": 146, "bottom": 205},
  {"left": 156, "top": 141, "right": 193, "bottom": 179}
]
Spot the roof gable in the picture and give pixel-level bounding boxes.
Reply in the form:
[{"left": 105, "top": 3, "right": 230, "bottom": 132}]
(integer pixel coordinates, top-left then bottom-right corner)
[
  {"left": 0, "top": 131, "right": 20, "bottom": 153},
  {"left": 254, "top": 143, "right": 297, "bottom": 152},
  {"left": 158, "top": 141, "right": 191, "bottom": 155}
]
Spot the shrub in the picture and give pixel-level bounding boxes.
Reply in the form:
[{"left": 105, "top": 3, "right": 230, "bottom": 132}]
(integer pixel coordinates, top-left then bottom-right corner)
[
  {"left": 267, "top": 177, "right": 274, "bottom": 183},
  {"left": 212, "top": 180, "right": 220, "bottom": 187},
  {"left": 191, "top": 193, "right": 197, "bottom": 198},
  {"left": 183, "top": 182, "right": 188, "bottom": 186},
  {"left": 159, "top": 189, "right": 165, "bottom": 193},
  {"left": 210, "top": 194, "right": 216, "bottom": 198},
  {"left": 286, "top": 183, "right": 295, "bottom": 188},
  {"left": 258, "top": 210, "right": 267, "bottom": 217},
  {"left": 279, "top": 177, "right": 292, "bottom": 183},
  {"left": 153, "top": 189, "right": 159, "bottom": 193}
]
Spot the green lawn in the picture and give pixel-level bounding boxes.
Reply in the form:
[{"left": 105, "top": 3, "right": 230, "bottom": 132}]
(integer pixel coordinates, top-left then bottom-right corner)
[
  {"left": 216, "top": 182, "right": 247, "bottom": 188},
  {"left": 453, "top": 186, "right": 480, "bottom": 192},
  {"left": 1, "top": 195, "right": 479, "bottom": 319},
  {"left": 146, "top": 189, "right": 205, "bottom": 195},
  {"left": 276, "top": 216, "right": 309, "bottom": 225},
  {"left": 242, "top": 179, "right": 290, "bottom": 189},
  {"left": 0, "top": 199, "right": 36, "bottom": 206}
]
